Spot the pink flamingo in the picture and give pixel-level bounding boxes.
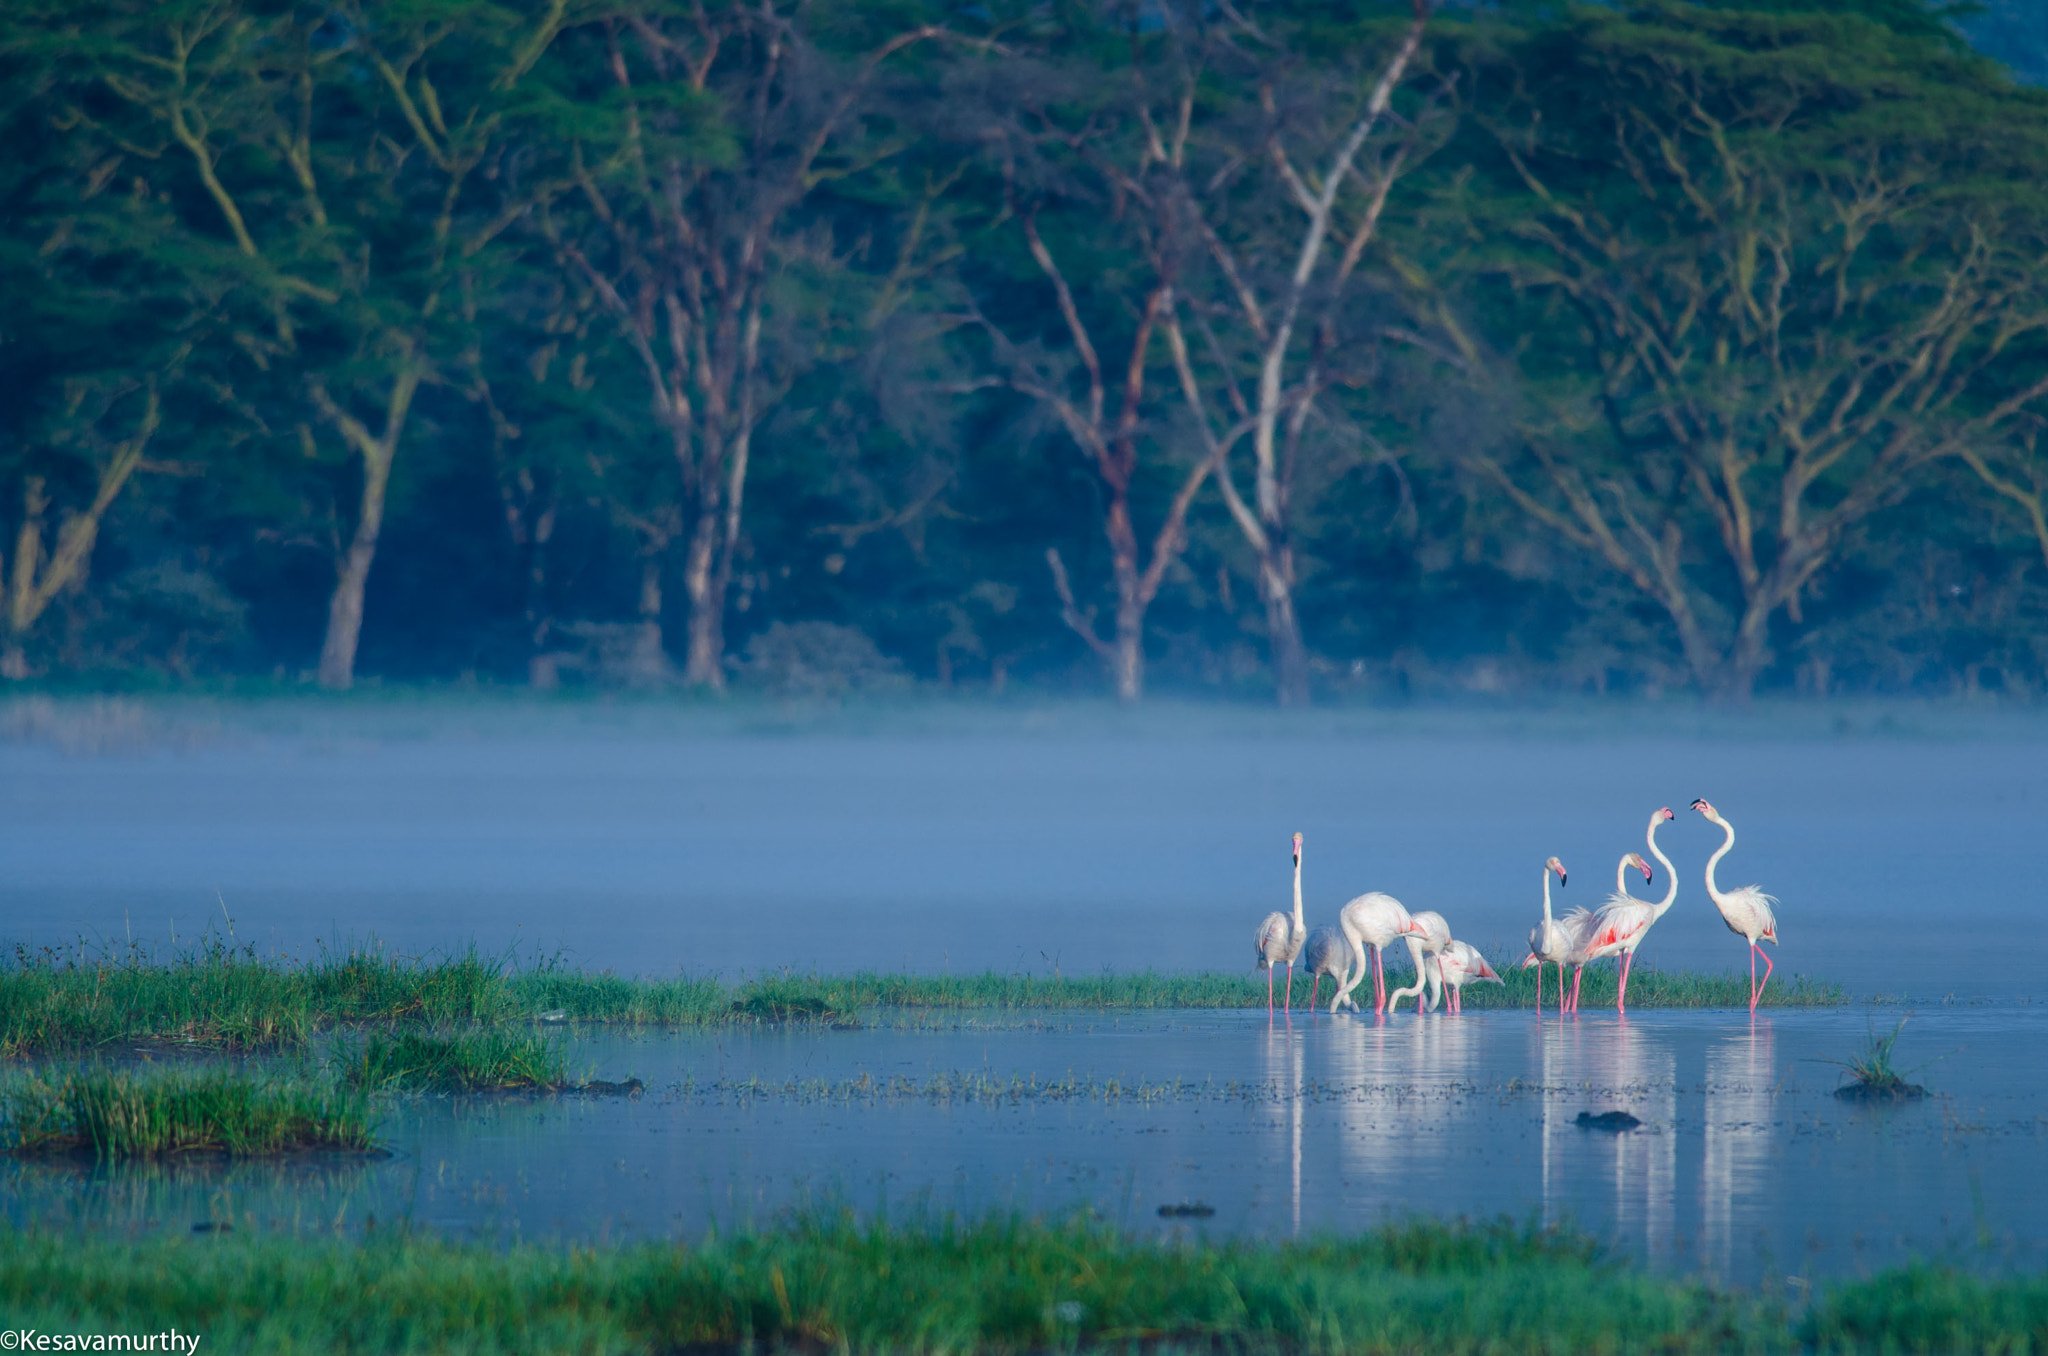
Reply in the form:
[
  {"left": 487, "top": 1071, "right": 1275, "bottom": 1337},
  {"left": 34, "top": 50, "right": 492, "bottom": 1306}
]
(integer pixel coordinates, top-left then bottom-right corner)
[
  {"left": 1335, "top": 892, "right": 1431, "bottom": 1015},
  {"left": 1388, "top": 911, "right": 1453, "bottom": 1013},
  {"left": 1437, "top": 940, "right": 1501, "bottom": 1014},
  {"left": 1301, "top": 925, "right": 1348, "bottom": 1013},
  {"left": 1691, "top": 799, "right": 1779, "bottom": 1011},
  {"left": 1571, "top": 807, "right": 1679, "bottom": 1012},
  {"left": 1520, "top": 857, "right": 1570, "bottom": 1013},
  {"left": 1254, "top": 832, "right": 1308, "bottom": 1015}
]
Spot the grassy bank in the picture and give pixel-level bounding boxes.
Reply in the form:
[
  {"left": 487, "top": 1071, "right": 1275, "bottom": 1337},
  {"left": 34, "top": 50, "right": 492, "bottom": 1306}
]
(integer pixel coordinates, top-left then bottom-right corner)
[
  {"left": 0, "top": 1212, "right": 2033, "bottom": 1354},
  {"left": 0, "top": 1067, "right": 373, "bottom": 1159},
  {"left": 0, "top": 942, "right": 1846, "bottom": 1055}
]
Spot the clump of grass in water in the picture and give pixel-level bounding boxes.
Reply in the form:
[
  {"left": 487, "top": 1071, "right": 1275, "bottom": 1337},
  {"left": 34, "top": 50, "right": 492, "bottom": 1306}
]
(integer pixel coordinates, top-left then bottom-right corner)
[
  {"left": 338, "top": 1029, "right": 569, "bottom": 1093},
  {"left": 0, "top": 1067, "right": 373, "bottom": 1160},
  {"left": 1825, "top": 1015, "right": 1933, "bottom": 1102}
]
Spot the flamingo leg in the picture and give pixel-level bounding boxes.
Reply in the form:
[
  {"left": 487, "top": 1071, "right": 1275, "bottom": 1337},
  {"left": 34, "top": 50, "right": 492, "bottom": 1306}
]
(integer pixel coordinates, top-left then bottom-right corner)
[
  {"left": 1748, "top": 945, "right": 1758, "bottom": 1012},
  {"left": 1754, "top": 944, "right": 1773, "bottom": 1010},
  {"left": 1267, "top": 965, "right": 1276, "bottom": 1016},
  {"left": 1534, "top": 960, "right": 1542, "bottom": 1016},
  {"left": 1284, "top": 961, "right": 1294, "bottom": 1016},
  {"left": 1617, "top": 951, "right": 1632, "bottom": 1013},
  {"left": 1568, "top": 966, "right": 1582, "bottom": 1013},
  {"left": 1308, "top": 975, "right": 1321, "bottom": 1012}
]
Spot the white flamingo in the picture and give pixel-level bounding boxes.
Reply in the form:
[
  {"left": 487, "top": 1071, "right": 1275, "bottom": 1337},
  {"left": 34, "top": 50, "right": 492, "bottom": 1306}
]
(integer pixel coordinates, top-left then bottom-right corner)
[
  {"left": 1254, "top": 832, "right": 1308, "bottom": 1015},
  {"left": 1519, "top": 857, "right": 1571, "bottom": 1014},
  {"left": 1691, "top": 798, "right": 1779, "bottom": 1012},
  {"left": 1334, "top": 892, "right": 1431, "bottom": 1015},
  {"left": 1572, "top": 807, "right": 1679, "bottom": 1012},
  {"left": 1301, "top": 925, "right": 1349, "bottom": 1013},
  {"left": 1437, "top": 940, "right": 1502, "bottom": 1014},
  {"left": 1387, "top": 911, "right": 1453, "bottom": 1013}
]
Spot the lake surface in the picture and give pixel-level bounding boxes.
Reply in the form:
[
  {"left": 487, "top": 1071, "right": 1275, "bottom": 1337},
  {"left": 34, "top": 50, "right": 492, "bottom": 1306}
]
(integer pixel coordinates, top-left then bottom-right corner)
[
  {"left": 4, "top": 1006, "right": 2042, "bottom": 1285},
  {"left": 1, "top": 698, "right": 2042, "bottom": 1000},
  {"left": 3, "top": 697, "right": 2046, "bottom": 1283}
]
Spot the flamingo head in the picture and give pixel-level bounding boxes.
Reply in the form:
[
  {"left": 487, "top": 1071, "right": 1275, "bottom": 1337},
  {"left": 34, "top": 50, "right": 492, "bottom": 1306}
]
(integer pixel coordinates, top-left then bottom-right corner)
[
  {"left": 1545, "top": 855, "right": 1567, "bottom": 885},
  {"left": 1519, "top": 952, "right": 1539, "bottom": 970},
  {"left": 1627, "top": 852, "right": 1653, "bottom": 883},
  {"left": 1690, "top": 797, "right": 1719, "bottom": 822},
  {"left": 1658, "top": 806, "right": 1675, "bottom": 823},
  {"left": 1292, "top": 831, "right": 1302, "bottom": 863}
]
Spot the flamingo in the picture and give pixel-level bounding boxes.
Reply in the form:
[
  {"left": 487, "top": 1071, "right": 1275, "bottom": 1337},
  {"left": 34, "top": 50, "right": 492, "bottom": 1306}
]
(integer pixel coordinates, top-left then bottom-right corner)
[
  {"left": 1437, "top": 940, "right": 1502, "bottom": 1014},
  {"left": 1520, "top": 857, "right": 1571, "bottom": 1014},
  {"left": 1334, "top": 892, "right": 1432, "bottom": 1015},
  {"left": 1387, "top": 911, "right": 1453, "bottom": 1013},
  {"left": 1302, "top": 925, "right": 1350, "bottom": 1013},
  {"left": 1572, "top": 808, "right": 1679, "bottom": 1013},
  {"left": 1254, "top": 832, "right": 1309, "bottom": 1015},
  {"left": 1691, "top": 798, "right": 1779, "bottom": 1012}
]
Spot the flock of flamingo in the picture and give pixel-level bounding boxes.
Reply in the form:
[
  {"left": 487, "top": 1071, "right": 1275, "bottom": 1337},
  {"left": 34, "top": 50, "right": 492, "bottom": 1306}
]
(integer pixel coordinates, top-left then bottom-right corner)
[{"left": 1254, "top": 798, "right": 1782, "bottom": 1019}]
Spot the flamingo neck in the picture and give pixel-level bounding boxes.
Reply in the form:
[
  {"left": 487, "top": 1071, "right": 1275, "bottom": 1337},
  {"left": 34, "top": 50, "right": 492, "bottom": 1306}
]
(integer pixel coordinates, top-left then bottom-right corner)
[
  {"left": 1647, "top": 816, "right": 1679, "bottom": 914},
  {"left": 1541, "top": 866, "right": 1554, "bottom": 923},
  {"left": 1291, "top": 856, "right": 1304, "bottom": 934},
  {"left": 1703, "top": 815, "right": 1736, "bottom": 906}
]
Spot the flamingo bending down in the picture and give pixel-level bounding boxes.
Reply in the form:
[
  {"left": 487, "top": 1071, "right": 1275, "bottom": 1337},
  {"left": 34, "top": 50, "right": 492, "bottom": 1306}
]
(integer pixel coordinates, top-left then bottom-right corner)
[
  {"left": 1437, "top": 940, "right": 1502, "bottom": 1014},
  {"left": 1388, "top": 911, "right": 1453, "bottom": 1013},
  {"left": 1335, "top": 892, "right": 1431, "bottom": 1015},
  {"left": 1521, "top": 857, "right": 1571, "bottom": 1014},
  {"left": 1691, "top": 798, "right": 1779, "bottom": 1012},
  {"left": 1302, "top": 925, "right": 1349, "bottom": 1013},
  {"left": 1573, "top": 807, "right": 1680, "bottom": 1013},
  {"left": 1254, "top": 832, "right": 1309, "bottom": 1015}
]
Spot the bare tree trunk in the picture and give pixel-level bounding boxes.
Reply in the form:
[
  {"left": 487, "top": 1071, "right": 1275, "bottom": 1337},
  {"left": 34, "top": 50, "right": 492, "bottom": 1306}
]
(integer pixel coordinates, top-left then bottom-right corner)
[
  {"left": 1261, "top": 549, "right": 1310, "bottom": 707},
  {"left": 630, "top": 554, "right": 671, "bottom": 686},
  {"left": 311, "top": 366, "right": 420, "bottom": 691},
  {"left": 680, "top": 503, "right": 724, "bottom": 690}
]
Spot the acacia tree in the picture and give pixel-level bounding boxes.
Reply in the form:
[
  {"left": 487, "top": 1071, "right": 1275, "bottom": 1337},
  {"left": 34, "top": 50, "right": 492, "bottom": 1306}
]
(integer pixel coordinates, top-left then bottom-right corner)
[
  {"left": 1449, "top": 4, "right": 2048, "bottom": 700},
  {"left": 527, "top": 1, "right": 959, "bottom": 689},
  {"left": 29, "top": 0, "right": 571, "bottom": 688},
  {"left": 964, "top": 19, "right": 1242, "bottom": 703}
]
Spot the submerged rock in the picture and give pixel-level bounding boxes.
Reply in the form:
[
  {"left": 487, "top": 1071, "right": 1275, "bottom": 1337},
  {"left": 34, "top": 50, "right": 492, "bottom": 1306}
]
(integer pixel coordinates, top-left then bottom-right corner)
[
  {"left": 578, "top": 1077, "right": 646, "bottom": 1098},
  {"left": 1834, "top": 1080, "right": 1926, "bottom": 1103},
  {"left": 1575, "top": 1110, "right": 1642, "bottom": 1132}
]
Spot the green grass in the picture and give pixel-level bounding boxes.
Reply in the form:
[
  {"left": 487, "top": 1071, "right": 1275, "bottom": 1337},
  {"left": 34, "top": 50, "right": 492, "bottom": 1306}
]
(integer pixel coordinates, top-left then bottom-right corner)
[
  {"left": 1465, "top": 961, "right": 1842, "bottom": 1011},
  {"left": 0, "top": 1067, "right": 374, "bottom": 1160},
  {"left": 1823, "top": 1015, "right": 1933, "bottom": 1100},
  {"left": 337, "top": 1030, "right": 570, "bottom": 1093},
  {"left": 0, "top": 940, "right": 1846, "bottom": 1056},
  {"left": 0, "top": 1210, "right": 2042, "bottom": 1354}
]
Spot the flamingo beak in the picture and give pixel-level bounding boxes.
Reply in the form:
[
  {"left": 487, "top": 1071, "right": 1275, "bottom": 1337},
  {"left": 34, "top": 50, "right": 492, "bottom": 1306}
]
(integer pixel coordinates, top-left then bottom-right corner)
[
  {"left": 1558, "top": 871, "right": 1567, "bottom": 886},
  {"left": 1689, "top": 798, "right": 1709, "bottom": 813},
  {"left": 1639, "top": 861, "right": 1653, "bottom": 883},
  {"left": 1662, "top": 808, "right": 1676, "bottom": 821}
]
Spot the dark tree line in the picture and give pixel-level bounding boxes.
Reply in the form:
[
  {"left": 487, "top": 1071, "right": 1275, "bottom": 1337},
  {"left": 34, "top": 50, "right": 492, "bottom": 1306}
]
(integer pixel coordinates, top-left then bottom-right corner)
[{"left": 1, "top": 0, "right": 2045, "bottom": 703}]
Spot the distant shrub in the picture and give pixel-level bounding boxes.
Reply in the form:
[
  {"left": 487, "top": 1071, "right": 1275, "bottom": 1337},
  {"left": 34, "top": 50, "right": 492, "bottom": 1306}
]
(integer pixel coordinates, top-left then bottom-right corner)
[{"left": 732, "top": 621, "right": 908, "bottom": 698}]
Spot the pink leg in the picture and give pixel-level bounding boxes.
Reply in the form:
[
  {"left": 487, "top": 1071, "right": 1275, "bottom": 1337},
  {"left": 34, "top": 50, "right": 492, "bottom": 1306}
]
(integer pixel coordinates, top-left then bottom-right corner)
[
  {"left": 1267, "top": 965, "right": 1276, "bottom": 1016},
  {"left": 1284, "top": 961, "right": 1294, "bottom": 1016},
  {"left": 1748, "top": 945, "right": 1758, "bottom": 1012},
  {"left": 1309, "top": 975, "right": 1321, "bottom": 1012},
  {"left": 1534, "top": 961, "right": 1542, "bottom": 1016},
  {"left": 1373, "top": 947, "right": 1386, "bottom": 1012},
  {"left": 1569, "top": 966, "right": 1583, "bottom": 1013},
  {"left": 1617, "top": 951, "right": 1632, "bottom": 1013},
  {"left": 1755, "top": 946, "right": 1773, "bottom": 1009}
]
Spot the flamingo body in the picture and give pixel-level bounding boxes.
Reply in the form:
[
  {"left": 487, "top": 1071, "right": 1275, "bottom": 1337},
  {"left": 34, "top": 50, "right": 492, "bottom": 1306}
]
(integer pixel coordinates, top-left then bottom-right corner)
[
  {"left": 1691, "top": 799, "right": 1780, "bottom": 1011},
  {"left": 1301, "top": 925, "right": 1349, "bottom": 1013},
  {"left": 1254, "top": 832, "right": 1309, "bottom": 1015},
  {"left": 1335, "top": 892, "right": 1429, "bottom": 1014},
  {"left": 1388, "top": 910, "right": 1453, "bottom": 1013},
  {"left": 1437, "top": 940, "right": 1501, "bottom": 1014}
]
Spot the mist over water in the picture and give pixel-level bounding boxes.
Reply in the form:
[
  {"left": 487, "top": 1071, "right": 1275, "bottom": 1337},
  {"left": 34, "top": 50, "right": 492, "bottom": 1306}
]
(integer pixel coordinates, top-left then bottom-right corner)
[{"left": 1, "top": 700, "right": 2040, "bottom": 1001}]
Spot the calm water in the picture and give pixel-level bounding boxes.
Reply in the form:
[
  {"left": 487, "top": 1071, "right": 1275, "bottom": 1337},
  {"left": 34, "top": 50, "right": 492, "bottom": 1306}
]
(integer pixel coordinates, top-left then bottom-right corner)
[
  {"left": 3, "top": 699, "right": 2046, "bottom": 1282},
  {"left": 3, "top": 1007, "right": 2042, "bottom": 1283}
]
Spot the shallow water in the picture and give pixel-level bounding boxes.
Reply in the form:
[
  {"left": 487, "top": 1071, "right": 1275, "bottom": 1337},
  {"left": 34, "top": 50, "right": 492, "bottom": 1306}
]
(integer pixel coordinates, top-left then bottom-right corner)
[
  {"left": 5, "top": 1006, "right": 2043, "bottom": 1284},
  {"left": 4, "top": 700, "right": 2045, "bottom": 1282},
  {"left": 1, "top": 700, "right": 2042, "bottom": 1001}
]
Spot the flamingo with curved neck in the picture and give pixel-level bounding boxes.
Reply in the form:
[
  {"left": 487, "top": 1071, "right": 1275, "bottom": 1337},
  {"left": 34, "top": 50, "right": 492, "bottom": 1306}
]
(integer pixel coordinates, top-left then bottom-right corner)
[
  {"left": 1335, "top": 891, "right": 1431, "bottom": 1015},
  {"left": 1691, "top": 798, "right": 1779, "bottom": 1012},
  {"left": 1388, "top": 911, "right": 1453, "bottom": 1013},
  {"left": 1255, "top": 832, "right": 1309, "bottom": 1015},
  {"left": 1520, "top": 857, "right": 1570, "bottom": 1014},
  {"left": 1571, "top": 807, "right": 1679, "bottom": 1012}
]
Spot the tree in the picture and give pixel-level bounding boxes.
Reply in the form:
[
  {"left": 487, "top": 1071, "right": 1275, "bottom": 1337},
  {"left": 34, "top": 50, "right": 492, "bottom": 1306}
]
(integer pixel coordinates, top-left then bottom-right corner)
[
  {"left": 526, "top": 0, "right": 959, "bottom": 689},
  {"left": 1446, "top": 2, "right": 2048, "bottom": 699}
]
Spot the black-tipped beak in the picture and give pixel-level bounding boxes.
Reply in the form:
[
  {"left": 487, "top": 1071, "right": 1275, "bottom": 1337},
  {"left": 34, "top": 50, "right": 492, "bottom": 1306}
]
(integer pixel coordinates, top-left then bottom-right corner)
[{"left": 1558, "top": 872, "right": 1567, "bottom": 886}]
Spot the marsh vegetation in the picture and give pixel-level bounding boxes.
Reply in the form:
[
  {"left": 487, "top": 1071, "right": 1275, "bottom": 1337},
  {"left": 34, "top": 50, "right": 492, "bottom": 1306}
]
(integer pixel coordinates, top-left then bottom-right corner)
[{"left": 0, "top": 1067, "right": 373, "bottom": 1161}]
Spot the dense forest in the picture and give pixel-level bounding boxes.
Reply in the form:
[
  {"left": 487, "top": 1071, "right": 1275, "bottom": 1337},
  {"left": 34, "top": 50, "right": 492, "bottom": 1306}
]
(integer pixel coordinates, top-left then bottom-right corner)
[{"left": 2, "top": 0, "right": 2046, "bottom": 703}]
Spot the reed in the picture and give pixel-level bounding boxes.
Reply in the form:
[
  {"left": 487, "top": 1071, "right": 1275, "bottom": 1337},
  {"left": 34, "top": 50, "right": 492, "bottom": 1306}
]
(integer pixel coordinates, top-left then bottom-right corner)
[
  {"left": 0, "top": 939, "right": 1847, "bottom": 1056},
  {"left": 337, "top": 1030, "right": 569, "bottom": 1093},
  {"left": 0, "top": 1067, "right": 374, "bottom": 1160},
  {"left": 0, "top": 1214, "right": 1771, "bottom": 1355}
]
